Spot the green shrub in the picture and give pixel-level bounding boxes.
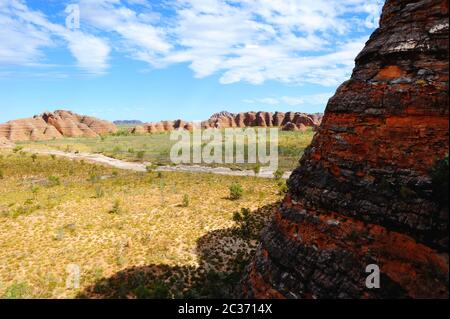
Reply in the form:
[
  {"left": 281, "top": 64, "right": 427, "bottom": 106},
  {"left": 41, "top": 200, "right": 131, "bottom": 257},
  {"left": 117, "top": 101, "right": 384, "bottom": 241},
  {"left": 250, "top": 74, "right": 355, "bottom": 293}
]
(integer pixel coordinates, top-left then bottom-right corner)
[
  {"left": 95, "top": 186, "right": 105, "bottom": 198},
  {"left": 229, "top": 182, "right": 244, "bottom": 200},
  {"left": 31, "top": 154, "right": 38, "bottom": 162},
  {"left": 146, "top": 164, "right": 158, "bottom": 173},
  {"left": 430, "top": 154, "right": 449, "bottom": 207},
  {"left": 136, "top": 151, "right": 146, "bottom": 161},
  {"left": 232, "top": 208, "right": 252, "bottom": 238},
  {"left": 2, "top": 282, "right": 31, "bottom": 299},
  {"left": 13, "top": 146, "right": 24, "bottom": 153},
  {"left": 88, "top": 172, "right": 100, "bottom": 183},
  {"left": 134, "top": 281, "right": 170, "bottom": 299},
  {"left": 109, "top": 199, "right": 122, "bottom": 214},
  {"left": 253, "top": 163, "right": 261, "bottom": 175},
  {"left": 182, "top": 194, "right": 190, "bottom": 207},
  {"left": 47, "top": 176, "right": 60, "bottom": 187},
  {"left": 273, "top": 168, "right": 284, "bottom": 180},
  {"left": 277, "top": 180, "right": 289, "bottom": 195}
]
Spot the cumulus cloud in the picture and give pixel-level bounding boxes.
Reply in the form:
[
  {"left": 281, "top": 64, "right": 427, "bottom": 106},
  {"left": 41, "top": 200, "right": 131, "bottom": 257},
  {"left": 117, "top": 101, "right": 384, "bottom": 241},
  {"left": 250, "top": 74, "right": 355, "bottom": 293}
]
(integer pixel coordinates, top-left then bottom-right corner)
[
  {"left": 244, "top": 92, "right": 334, "bottom": 107},
  {"left": 0, "top": 0, "right": 110, "bottom": 74},
  {"left": 0, "top": 0, "right": 383, "bottom": 83}
]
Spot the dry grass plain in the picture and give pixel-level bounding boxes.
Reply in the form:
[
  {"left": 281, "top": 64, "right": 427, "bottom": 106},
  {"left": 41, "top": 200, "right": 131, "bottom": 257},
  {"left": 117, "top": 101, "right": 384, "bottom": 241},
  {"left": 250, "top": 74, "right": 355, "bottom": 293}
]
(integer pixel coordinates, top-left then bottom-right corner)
[
  {"left": 0, "top": 149, "right": 284, "bottom": 298},
  {"left": 17, "top": 128, "right": 315, "bottom": 171}
]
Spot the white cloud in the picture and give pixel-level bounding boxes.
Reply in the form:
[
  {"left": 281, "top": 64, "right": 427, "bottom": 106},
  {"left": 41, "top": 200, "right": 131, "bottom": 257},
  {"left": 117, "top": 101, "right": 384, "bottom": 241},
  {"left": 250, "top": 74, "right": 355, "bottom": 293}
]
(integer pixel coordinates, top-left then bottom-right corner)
[
  {"left": 0, "top": 0, "right": 110, "bottom": 74},
  {"left": 77, "top": 0, "right": 171, "bottom": 66},
  {"left": 244, "top": 92, "right": 334, "bottom": 107},
  {"left": 160, "top": 0, "right": 382, "bottom": 86},
  {"left": 0, "top": 0, "right": 383, "bottom": 84},
  {"left": 0, "top": 2, "right": 52, "bottom": 65}
]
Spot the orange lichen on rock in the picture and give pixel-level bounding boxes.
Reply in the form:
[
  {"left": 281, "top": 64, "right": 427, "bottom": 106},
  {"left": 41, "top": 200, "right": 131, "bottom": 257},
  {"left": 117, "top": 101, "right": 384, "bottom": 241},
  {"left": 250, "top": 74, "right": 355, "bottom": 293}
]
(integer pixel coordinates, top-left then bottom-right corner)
[
  {"left": 375, "top": 65, "right": 406, "bottom": 79},
  {"left": 243, "top": 0, "right": 449, "bottom": 299}
]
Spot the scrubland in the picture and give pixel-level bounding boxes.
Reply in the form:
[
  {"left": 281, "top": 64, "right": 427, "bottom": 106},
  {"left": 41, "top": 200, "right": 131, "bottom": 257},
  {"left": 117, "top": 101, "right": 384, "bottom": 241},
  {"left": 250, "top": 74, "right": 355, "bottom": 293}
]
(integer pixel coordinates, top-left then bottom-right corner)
[
  {"left": 0, "top": 150, "right": 285, "bottom": 298},
  {"left": 17, "top": 128, "right": 315, "bottom": 171}
]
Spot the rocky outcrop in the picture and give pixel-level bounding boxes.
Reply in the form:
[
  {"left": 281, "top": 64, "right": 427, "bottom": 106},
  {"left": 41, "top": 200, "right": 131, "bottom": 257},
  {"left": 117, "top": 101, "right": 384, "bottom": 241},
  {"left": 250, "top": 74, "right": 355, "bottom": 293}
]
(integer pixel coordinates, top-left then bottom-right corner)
[
  {"left": 0, "top": 137, "right": 14, "bottom": 148},
  {"left": 282, "top": 122, "right": 298, "bottom": 131},
  {"left": 132, "top": 111, "right": 323, "bottom": 134},
  {"left": 202, "top": 111, "right": 322, "bottom": 129},
  {"left": 243, "top": 0, "right": 449, "bottom": 299},
  {"left": 0, "top": 110, "right": 117, "bottom": 142}
]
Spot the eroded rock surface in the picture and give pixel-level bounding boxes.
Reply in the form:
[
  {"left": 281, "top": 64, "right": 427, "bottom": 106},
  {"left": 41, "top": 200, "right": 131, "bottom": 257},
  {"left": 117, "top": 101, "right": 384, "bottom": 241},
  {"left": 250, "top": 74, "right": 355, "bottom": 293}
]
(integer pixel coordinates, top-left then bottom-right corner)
[
  {"left": 133, "top": 111, "right": 322, "bottom": 134},
  {"left": 243, "top": 0, "right": 449, "bottom": 299},
  {"left": 0, "top": 110, "right": 117, "bottom": 142}
]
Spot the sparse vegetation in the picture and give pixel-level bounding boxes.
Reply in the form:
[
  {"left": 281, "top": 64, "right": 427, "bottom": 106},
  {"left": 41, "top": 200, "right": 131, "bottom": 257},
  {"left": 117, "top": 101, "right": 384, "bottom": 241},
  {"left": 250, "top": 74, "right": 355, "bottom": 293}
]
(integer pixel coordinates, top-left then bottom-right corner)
[
  {"left": 2, "top": 282, "right": 32, "bottom": 299},
  {"left": 109, "top": 199, "right": 123, "bottom": 214},
  {"left": 182, "top": 194, "right": 190, "bottom": 207},
  {"left": 47, "top": 175, "right": 60, "bottom": 187},
  {"left": 16, "top": 129, "right": 314, "bottom": 171},
  {"left": 273, "top": 168, "right": 285, "bottom": 180},
  {"left": 0, "top": 146, "right": 281, "bottom": 298},
  {"left": 229, "top": 182, "right": 244, "bottom": 200}
]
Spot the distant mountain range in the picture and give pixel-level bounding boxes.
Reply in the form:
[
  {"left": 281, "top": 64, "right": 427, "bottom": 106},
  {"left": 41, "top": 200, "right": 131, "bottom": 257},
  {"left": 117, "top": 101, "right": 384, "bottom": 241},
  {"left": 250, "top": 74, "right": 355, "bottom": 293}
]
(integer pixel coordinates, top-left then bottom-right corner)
[{"left": 113, "top": 120, "right": 143, "bottom": 125}]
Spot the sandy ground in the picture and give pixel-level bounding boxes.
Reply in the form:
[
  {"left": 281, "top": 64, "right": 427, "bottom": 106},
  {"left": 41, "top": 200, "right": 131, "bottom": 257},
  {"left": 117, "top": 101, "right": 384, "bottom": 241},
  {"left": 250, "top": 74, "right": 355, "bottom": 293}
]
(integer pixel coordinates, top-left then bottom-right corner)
[{"left": 23, "top": 148, "right": 292, "bottom": 179}]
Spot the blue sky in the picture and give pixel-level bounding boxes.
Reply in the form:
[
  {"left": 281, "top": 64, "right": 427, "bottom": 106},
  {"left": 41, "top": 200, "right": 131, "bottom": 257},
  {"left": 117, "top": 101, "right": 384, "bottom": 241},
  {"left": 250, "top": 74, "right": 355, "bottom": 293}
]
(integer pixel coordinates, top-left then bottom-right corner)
[{"left": 0, "top": 0, "right": 383, "bottom": 123}]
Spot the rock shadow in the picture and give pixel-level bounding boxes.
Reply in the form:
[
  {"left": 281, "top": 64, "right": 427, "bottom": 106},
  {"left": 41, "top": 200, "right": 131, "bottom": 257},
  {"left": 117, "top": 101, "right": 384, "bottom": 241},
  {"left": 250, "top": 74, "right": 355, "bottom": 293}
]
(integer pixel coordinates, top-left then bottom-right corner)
[{"left": 77, "top": 203, "right": 279, "bottom": 299}]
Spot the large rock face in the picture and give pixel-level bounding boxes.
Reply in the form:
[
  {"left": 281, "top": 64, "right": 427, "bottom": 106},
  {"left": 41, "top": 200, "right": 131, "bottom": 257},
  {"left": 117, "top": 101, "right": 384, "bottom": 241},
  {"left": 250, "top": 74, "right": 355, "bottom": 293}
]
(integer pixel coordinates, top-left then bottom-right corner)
[
  {"left": 243, "top": 0, "right": 449, "bottom": 299},
  {"left": 0, "top": 110, "right": 117, "bottom": 142}
]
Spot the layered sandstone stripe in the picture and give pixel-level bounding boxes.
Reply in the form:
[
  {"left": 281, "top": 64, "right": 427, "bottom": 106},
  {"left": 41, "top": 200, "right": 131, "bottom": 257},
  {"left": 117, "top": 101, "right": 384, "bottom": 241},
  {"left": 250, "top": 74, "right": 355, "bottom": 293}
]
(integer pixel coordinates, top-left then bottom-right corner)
[
  {"left": 243, "top": 0, "right": 449, "bottom": 299},
  {"left": 131, "top": 111, "right": 323, "bottom": 134}
]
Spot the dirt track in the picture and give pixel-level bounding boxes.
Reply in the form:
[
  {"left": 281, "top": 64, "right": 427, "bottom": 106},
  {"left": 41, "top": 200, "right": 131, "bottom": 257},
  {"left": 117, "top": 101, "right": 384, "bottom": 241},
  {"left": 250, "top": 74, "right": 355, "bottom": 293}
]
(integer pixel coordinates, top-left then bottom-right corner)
[{"left": 23, "top": 148, "right": 292, "bottom": 179}]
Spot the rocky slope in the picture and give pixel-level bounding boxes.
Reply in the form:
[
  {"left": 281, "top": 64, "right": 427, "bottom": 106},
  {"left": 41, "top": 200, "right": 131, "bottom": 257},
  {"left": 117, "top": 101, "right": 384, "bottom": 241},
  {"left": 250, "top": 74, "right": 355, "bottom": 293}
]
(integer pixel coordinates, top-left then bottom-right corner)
[
  {"left": 131, "top": 111, "right": 323, "bottom": 133},
  {"left": 243, "top": 0, "right": 449, "bottom": 298},
  {"left": 0, "top": 110, "right": 117, "bottom": 142}
]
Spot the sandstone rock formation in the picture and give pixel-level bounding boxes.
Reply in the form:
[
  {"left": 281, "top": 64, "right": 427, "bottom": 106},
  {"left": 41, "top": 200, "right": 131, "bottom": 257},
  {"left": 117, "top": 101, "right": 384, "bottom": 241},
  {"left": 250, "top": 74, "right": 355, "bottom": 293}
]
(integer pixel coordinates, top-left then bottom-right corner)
[
  {"left": 282, "top": 122, "right": 298, "bottom": 131},
  {"left": 243, "top": 0, "right": 449, "bottom": 299},
  {"left": 0, "top": 110, "right": 117, "bottom": 142},
  {"left": 132, "top": 111, "right": 323, "bottom": 134},
  {"left": 0, "top": 136, "right": 14, "bottom": 148}
]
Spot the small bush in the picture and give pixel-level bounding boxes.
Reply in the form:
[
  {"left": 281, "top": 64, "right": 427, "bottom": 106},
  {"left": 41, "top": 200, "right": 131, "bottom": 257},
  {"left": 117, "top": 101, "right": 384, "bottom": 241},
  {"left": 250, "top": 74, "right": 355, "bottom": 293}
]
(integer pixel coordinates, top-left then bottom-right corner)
[
  {"left": 31, "top": 154, "right": 37, "bottom": 162},
  {"left": 136, "top": 151, "right": 146, "bottom": 161},
  {"left": 232, "top": 208, "right": 252, "bottom": 238},
  {"left": 50, "top": 154, "right": 56, "bottom": 160},
  {"left": 2, "top": 282, "right": 31, "bottom": 299},
  {"left": 146, "top": 164, "right": 158, "bottom": 173},
  {"left": 229, "top": 182, "right": 244, "bottom": 200},
  {"left": 253, "top": 163, "right": 261, "bottom": 175},
  {"left": 95, "top": 186, "right": 105, "bottom": 198},
  {"left": 182, "top": 194, "right": 190, "bottom": 207},
  {"left": 0, "top": 168, "right": 3, "bottom": 179},
  {"left": 89, "top": 173, "right": 100, "bottom": 183},
  {"left": 47, "top": 176, "right": 60, "bottom": 187},
  {"left": 273, "top": 168, "right": 284, "bottom": 180},
  {"left": 277, "top": 180, "right": 288, "bottom": 195},
  {"left": 13, "top": 146, "right": 24, "bottom": 153},
  {"left": 109, "top": 199, "right": 122, "bottom": 214}
]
